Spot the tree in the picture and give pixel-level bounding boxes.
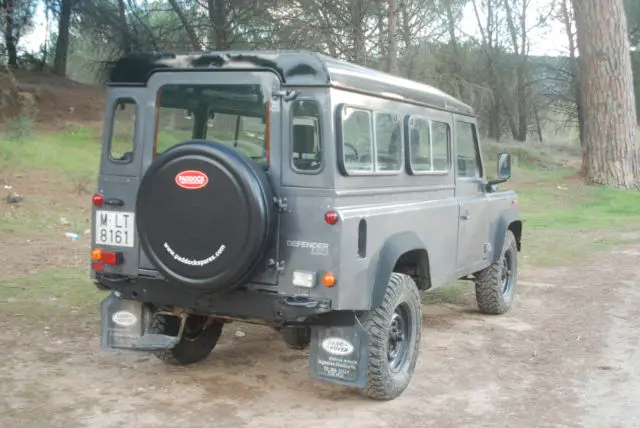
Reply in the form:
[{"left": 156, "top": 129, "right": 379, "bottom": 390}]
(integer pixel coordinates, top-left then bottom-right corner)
[
  {"left": 53, "top": 0, "right": 73, "bottom": 76},
  {"left": 573, "top": 0, "right": 638, "bottom": 188}
]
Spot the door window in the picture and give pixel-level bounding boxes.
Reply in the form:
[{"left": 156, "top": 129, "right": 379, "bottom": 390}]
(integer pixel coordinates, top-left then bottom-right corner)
[
  {"left": 456, "top": 121, "right": 483, "bottom": 178},
  {"left": 109, "top": 98, "right": 136, "bottom": 163}
]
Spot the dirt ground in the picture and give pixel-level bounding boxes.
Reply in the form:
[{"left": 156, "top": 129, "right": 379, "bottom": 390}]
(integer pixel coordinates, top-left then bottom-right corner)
[{"left": 1, "top": 234, "right": 639, "bottom": 428}]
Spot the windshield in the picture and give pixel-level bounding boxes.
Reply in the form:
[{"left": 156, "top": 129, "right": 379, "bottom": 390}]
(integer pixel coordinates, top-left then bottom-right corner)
[{"left": 154, "top": 84, "right": 269, "bottom": 167}]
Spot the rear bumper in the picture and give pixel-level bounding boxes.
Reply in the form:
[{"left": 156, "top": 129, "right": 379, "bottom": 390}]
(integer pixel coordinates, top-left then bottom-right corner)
[{"left": 94, "top": 275, "right": 355, "bottom": 326}]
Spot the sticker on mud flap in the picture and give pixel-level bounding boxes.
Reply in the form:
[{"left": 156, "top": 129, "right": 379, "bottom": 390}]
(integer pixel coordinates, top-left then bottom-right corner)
[
  {"left": 163, "top": 242, "right": 226, "bottom": 266},
  {"left": 313, "top": 328, "right": 362, "bottom": 383},
  {"left": 111, "top": 310, "right": 137, "bottom": 327},
  {"left": 286, "top": 240, "right": 329, "bottom": 256}
]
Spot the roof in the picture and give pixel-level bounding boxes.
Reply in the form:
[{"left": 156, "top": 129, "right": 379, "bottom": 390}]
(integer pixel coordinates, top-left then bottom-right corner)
[{"left": 107, "top": 50, "right": 474, "bottom": 116}]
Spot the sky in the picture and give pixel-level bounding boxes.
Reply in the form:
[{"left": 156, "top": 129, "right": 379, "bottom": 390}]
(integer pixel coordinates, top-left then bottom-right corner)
[{"left": 21, "top": 0, "right": 569, "bottom": 57}]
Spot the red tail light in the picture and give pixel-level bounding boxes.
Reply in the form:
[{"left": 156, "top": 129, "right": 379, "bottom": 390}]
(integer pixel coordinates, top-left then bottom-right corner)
[
  {"left": 92, "top": 193, "right": 104, "bottom": 206},
  {"left": 324, "top": 210, "right": 339, "bottom": 225},
  {"left": 91, "top": 262, "right": 104, "bottom": 271},
  {"left": 92, "top": 248, "right": 122, "bottom": 265}
]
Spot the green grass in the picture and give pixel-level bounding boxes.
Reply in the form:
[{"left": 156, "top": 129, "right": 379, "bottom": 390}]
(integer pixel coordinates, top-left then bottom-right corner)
[{"left": 0, "top": 125, "right": 101, "bottom": 178}]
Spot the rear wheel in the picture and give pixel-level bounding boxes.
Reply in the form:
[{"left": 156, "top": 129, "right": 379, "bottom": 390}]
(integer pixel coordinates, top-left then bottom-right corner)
[
  {"left": 150, "top": 314, "right": 224, "bottom": 365},
  {"left": 360, "top": 273, "right": 422, "bottom": 400}
]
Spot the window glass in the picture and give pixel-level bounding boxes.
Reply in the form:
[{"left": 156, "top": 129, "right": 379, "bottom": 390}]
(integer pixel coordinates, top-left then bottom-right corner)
[
  {"left": 155, "top": 84, "right": 268, "bottom": 166},
  {"left": 375, "top": 113, "right": 402, "bottom": 172},
  {"left": 341, "top": 106, "right": 373, "bottom": 173},
  {"left": 109, "top": 99, "right": 136, "bottom": 162},
  {"left": 407, "top": 117, "right": 451, "bottom": 173},
  {"left": 408, "top": 117, "right": 431, "bottom": 172},
  {"left": 431, "top": 121, "right": 450, "bottom": 172},
  {"left": 291, "top": 100, "right": 322, "bottom": 172},
  {"left": 456, "top": 121, "right": 482, "bottom": 178}
]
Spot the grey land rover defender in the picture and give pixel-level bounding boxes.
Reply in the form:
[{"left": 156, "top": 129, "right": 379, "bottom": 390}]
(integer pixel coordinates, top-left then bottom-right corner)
[{"left": 92, "top": 50, "right": 522, "bottom": 401}]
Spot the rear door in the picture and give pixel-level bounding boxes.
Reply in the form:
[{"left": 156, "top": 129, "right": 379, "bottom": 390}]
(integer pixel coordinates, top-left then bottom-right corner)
[
  {"left": 92, "top": 88, "right": 145, "bottom": 276},
  {"left": 137, "top": 70, "right": 284, "bottom": 286}
]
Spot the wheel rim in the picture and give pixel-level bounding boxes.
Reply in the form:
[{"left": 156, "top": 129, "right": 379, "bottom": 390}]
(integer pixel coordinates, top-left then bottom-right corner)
[
  {"left": 387, "top": 303, "right": 411, "bottom": 372},
  {"left": 501, "top": 251, "right": 514, "bottom": 296},
  {"left": 183, "top": 315, "right": 208, "bottom": 342}
]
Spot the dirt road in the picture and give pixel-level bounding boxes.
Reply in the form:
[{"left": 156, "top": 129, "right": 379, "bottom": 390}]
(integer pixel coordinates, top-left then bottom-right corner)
[{"left": 1, "top": 242, "right": 639, "bottom": 428}]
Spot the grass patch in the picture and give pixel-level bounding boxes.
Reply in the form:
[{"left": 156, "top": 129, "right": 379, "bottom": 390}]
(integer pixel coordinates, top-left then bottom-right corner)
[
  {"left": 0, "top": 124, "right": 100, "bottom": 179},
  {"left": 422, "top": 281, "right": 470, "bottom": 305}
]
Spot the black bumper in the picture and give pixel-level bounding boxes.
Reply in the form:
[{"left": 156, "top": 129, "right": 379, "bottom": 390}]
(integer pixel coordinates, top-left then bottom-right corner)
[{"left": 94, "top": 275, "right": 355, "bottom": 326}]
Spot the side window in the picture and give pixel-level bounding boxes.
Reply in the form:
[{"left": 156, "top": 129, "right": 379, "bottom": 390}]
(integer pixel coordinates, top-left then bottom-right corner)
[
  {"left": 431, "top": 121, "right": 451, "bottom": 172},
  {"left": 456, "top": 121, "right": 482, "bottom": 178},
  {"left": 407, "top": 117, "right": 431, "bottom": 172},
  {"left": 291, "top": 100, "right": 322, "bottom": 173},
  {"left": 375, "top": 113, "right": 402, "bottom": 172},
  {"left": 109, "top": 99, "right": 136, "bottom": 162},
  {"left": 341, "top": 106, "right": 373, "bottom": 173}
]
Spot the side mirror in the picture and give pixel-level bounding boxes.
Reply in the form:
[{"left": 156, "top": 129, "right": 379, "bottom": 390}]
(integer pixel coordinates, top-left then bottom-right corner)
[{"left": 497, "top": 152, "right": 511, "bottom": 179}]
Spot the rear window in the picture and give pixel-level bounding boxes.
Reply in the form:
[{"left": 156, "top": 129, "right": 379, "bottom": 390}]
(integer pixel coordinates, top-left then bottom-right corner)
[
  {"left": 291, "top": 100, "right": 322, "bottom": 173},
  {"left": 155, "top": 84, "right": 268, "bottom": 166},
  {"left": 109, "top": 98, "right": 136, "bottom": 162}
]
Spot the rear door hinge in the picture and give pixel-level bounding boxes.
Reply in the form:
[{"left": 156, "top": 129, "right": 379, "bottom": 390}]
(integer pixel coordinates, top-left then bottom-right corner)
[
  {"left": 274, "top": 196, "right": 288, "bottom": 212},
  {"left": 272, "top": 89, "right": 298, "bottom": 101}
]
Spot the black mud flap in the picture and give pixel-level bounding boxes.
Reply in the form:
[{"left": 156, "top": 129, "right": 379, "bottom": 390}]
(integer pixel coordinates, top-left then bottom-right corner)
[
  {"left": 99, "top": 292, "right": 182, "bottom": 352},
  {"left": 308, "top": 321, "right": 369, "bottom": 388}
]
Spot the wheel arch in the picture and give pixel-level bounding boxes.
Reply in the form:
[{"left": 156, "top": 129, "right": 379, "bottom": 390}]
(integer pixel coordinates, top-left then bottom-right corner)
[
  {"left": 370, "top": 232, "right": 431, "bottom": 309},
  {"left": 492, "top": 209, "right": 522, "bottom": 263}
]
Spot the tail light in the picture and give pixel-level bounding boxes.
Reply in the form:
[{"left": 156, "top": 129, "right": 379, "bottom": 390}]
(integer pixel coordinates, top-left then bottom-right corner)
[
  {"left": 92, "top": 193, "right": 104, "bottom": 206},
  {"left": 324, "top": 210, "right": 339, "bottom": 225},
  {"left": 91, "top": 248, "right": 123, "bottom": 265},
  {"left": 322, "top": 272, "right": 336, "bottom": 287}
]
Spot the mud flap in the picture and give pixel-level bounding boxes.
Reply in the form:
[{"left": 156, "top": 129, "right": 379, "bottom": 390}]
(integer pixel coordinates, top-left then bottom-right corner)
[
  {"left": 99, "top": 292, "right": 182, "bottom": 352},
  {"left": 308, "top": 321, "right": 369, "bottom": 388}
]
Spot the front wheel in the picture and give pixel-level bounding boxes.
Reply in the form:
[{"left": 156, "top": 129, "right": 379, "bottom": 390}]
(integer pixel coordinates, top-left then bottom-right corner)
[
  {"left": 360, "top": 273, "right": 422, "bottom": 400},
  {"left": 474, "top": 230, "right": 518, "bottom": 315},
  {"left": 150, "top": 314, "right": 224, "bottom": 365}
]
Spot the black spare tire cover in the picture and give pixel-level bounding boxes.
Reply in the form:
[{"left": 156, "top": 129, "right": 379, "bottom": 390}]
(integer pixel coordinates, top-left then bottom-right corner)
[{"left": 136, "top": 140, "right": 276, "bottom": 292}]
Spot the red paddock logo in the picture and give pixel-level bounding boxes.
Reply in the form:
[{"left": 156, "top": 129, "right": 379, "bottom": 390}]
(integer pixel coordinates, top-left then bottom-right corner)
[{"left": 175, "top": 170, "right": 209, "bottom": 190}]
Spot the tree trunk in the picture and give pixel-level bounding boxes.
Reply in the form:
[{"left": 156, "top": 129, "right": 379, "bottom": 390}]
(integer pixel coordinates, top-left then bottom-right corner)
[
  {"left": 386, "top": 0, "right": 398, "bottom": 74},
  {"left": 53, "top": 0, "right": 72, "bottom": 76},
  {"left": 168, "top": 0, "right": 201, "bottom": 51},
  {"left": 3, "top": 0, "right": 17, "bottom": 68},
  {"left": 207, "top": 0, "right": 230, "bottom": 50},
  {"left": 573, "top": 0, "right": 638, "bottom": 188},
  {"left": 117, "top": 0, "right": 132, "bottom": 54}
]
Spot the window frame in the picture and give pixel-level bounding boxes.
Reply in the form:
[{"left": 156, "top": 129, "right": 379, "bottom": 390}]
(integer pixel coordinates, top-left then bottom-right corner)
[
  {"left": 290, "top": 98, "right": 324, "bottom": 175},
  {"left": 108, "top": 97, "right": 137, "bottom": 165},
  {"left": 404, "top": 115, "right": 452, "bottom": 176},
  {"left": 455, "top": 120, "right": 484, "bottom": 180},
  {"left": 337, "top": 104, "right": 406, "bottom": 176}
]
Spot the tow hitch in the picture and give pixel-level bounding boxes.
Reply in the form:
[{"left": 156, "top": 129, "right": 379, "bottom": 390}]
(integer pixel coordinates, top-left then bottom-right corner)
[{"left": 99, "top": 292, "right": 186, "bottom": 351}]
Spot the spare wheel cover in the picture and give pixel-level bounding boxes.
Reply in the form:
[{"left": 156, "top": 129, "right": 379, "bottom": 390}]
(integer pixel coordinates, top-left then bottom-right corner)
[{"left": 136, "top": 140, "right": 276, "bottom": 292}]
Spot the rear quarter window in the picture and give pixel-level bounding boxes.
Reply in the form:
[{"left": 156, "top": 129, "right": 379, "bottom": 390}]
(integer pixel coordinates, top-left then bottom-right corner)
[
  {"left": 291, "top": 100, "right": 322, "bottom": 173},
  {"left": 109, "top": 99, "right": 136, "bottom": 163}
]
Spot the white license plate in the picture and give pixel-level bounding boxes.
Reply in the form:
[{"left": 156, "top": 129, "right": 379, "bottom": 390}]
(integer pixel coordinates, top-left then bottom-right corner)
[{"left": 95, "top": 210, "right": 135, "bottom": 247}]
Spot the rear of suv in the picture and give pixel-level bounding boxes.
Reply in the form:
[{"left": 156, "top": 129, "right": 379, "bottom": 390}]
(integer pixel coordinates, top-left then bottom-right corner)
[{"left": 93, "top": 51, "right": 522, "bottom": 401}]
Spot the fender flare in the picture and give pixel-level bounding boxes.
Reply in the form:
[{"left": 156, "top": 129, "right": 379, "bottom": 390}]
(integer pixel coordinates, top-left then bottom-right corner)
[
  {"left": 492, "top": 209, "right": 522, "bottom": 263},
  {"left": 370, "top": 231, "right": 427, "bottom": 309}
]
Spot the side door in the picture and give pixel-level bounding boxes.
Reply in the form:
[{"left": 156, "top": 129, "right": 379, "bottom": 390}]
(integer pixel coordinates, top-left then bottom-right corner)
[{"left": 454, "top": 117, "right": 492, "bottom": 275}]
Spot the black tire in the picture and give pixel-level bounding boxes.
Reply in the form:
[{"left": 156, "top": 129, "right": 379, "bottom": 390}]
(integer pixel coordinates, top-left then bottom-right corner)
[
  {"left": 150, "top": 314, "right": 224, "bottom": 365},
  {"left": 136, "top": 140, "right": 277, "bottom": 293},
  {"left": 360, "top": 273, "right": 422, "bottom": 400},
  {"left": 281, "top": 326, "right": 311, "bottom": 349},
  {"left": 474, "top": 230, "right": 518, "bottom": 315}
]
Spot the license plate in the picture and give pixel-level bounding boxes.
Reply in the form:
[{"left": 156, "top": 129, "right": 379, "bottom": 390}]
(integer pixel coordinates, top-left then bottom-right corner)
[{"left": 95, "top": 210, "right": 135, "bottom": 247}]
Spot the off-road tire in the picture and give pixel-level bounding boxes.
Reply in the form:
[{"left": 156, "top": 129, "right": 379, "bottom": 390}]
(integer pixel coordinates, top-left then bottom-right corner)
[
  {"left": 281, "top": 326, "right": 311, "bottom": 350},
  {"left": 474, "top": 230, "right": 518, "bottom": 315},
  {"left": 360, "top": 273, "right": 422, "bottom": 400},
  {"left": 150, "top": 314, "right": 224, "bottom": 365}
]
